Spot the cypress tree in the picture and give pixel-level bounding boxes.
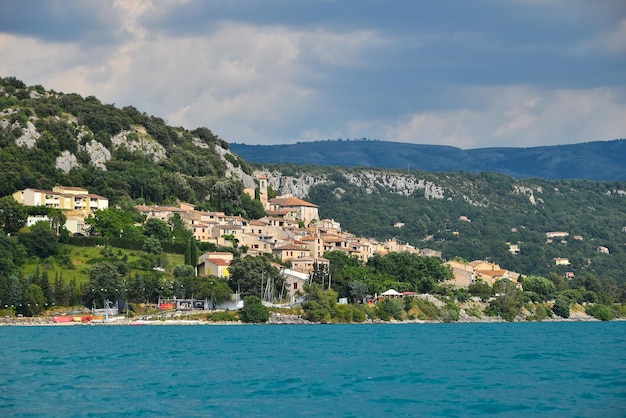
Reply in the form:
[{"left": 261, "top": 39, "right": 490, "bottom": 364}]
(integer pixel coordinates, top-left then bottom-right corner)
[{"left": 184, "top": 238, "right": 191, "bottom": 266}]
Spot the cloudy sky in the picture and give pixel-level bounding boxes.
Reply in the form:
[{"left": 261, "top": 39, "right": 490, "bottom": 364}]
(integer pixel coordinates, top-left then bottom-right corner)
[{"left": 1, "top": 0, "right": 625, "bottom": 149}]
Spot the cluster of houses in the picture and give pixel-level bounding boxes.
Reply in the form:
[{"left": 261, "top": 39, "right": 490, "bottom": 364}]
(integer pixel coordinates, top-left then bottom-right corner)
[
  {"left": 134, "top": 175, "right": 449, "bottom": 301},
  {"left": 543, "top": 231, "right": 612, "bottom": 280},
  {"left": 12, "top": 185, "right": 109, "bottom": 234},
  {"left": 12, "top": 178, "right": 528, "bottom": 302}
]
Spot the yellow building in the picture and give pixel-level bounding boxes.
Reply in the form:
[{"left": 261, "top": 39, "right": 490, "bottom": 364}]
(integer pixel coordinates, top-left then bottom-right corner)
[{"left": 13, "top": 186, "right": 108, "bottom": 215}]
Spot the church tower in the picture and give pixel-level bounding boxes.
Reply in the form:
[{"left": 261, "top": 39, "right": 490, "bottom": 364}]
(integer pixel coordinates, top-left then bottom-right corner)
[{"left": 258, "top": 174, "right": 268, "bottom": 207}]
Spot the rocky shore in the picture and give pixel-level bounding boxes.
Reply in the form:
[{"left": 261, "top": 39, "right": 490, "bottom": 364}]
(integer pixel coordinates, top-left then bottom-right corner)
[{"left": 0, "top": 309, "right": 605, "bottom": 326}]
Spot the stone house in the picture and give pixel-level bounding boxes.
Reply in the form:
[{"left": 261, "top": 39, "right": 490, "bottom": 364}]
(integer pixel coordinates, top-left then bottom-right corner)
[
  {"left": 272, "top": 242, "right": 311, "bottom": 262},
  {"left": 268, "top": 196, "right": 319, "bottom": 226},
  {"left": 275, "top": 265, "right": 309, "bottom": 302},
  {"left": 290, "top": 256, "right": 330, "bottom": 275},
  {"left": 445, "top": 260, "right": 476, "bottom": 288},
  {"left": 196, "top": 252, "right": 234, "bottom": 277},
  {"left": 553, "top": 257, "right": 570, "bottom": 266}
]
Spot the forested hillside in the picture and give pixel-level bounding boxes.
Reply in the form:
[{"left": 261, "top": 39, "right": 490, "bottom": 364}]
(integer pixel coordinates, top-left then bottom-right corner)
[
  {"left": 262, "top": 164, "right": 626, "bottom": 284},
  {"left": 0, "top": 76, "right": 260, "bottom": 216},
  {"left": 1, "top": 76, "right": 624, "bottom": 291},
  {"left": 230, "top": 138, "right": 626, "bottom": 181}
]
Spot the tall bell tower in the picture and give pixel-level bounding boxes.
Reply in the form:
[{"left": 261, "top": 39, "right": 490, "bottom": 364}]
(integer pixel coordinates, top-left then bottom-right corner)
[{"left": 258, "top": 174, "right": 268, "bottom": 207}]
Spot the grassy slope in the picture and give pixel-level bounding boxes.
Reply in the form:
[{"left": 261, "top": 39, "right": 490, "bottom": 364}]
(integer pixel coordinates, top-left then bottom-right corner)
[{"left": 21, "top": 245, "right": 185, "bottom": 284}]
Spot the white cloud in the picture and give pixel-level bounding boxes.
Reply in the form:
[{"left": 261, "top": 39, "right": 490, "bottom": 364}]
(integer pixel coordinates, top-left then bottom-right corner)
[
  {"left": 1, "top": 1, "right": 623, "bottom": 148},
  {"left": 383, "top": 86, "right": 626, "bottom": 149}
]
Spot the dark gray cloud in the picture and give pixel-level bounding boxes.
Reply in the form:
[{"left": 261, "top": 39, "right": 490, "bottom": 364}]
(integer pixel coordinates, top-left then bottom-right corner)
[
  {"left": 1, "top": 0, "right": 624, "bottom": 147},
  {"left": 0, "top": 0, "right": 122, "bottom": 44}
]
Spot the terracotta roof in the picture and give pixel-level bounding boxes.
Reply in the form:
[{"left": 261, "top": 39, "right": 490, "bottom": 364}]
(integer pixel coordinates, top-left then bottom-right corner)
[
  {"left": 270, "top": 197, "right": 318, "bottom": 208},
  {"left": 266, "top": 209, "right": 291, "bottom": 215},
  {"left": 477, "top": 269, "right": 507, "bottom": 277},
  {"left": 55, "top": 185, "right": 88, "bottom": 191},
  {"left": 323, "top": 236, "right": 346, "bottom": 243},
  {"left": 207, "top": 259, "right": 231, "bottom": 266},
  {"left": 273, "top": 244, "right": 309, "bottom": 251}
]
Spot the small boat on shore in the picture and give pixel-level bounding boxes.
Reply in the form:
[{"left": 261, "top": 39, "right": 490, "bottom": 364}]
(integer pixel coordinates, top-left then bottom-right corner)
[{"left": 51, "top": 316, "right": 73, "bottom": 323}]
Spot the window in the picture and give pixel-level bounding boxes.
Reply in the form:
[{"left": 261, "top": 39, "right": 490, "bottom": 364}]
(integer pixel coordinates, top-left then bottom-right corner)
[{"left": 293, "top": 282, "right": 298, "bottom": 290}]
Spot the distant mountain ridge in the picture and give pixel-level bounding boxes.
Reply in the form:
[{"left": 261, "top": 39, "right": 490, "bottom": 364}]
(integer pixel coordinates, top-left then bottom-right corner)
[{"left": 230, "top": 139, "right": 626, "bottom": 181}]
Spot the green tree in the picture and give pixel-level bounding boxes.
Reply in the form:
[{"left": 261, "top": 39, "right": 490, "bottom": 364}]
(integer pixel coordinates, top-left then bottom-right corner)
[
  {"left": 468, "top": 280, "right": 493, "bottom": 301},
  {"left": 53, "top": 273, "right": 68, "bottom": 306},
  {"left": 198, "top": 277, "right": 233, "bottom": 308},
  {"left": 585, "top": 304, "right": 614, "bottom": 321},
  {"left": 23, "top": 284, "right": 46, "bottom": 316},
  {"left": 7, "top": 274, "right": 22, "bottom": 308},
  {"left": 85, "top": 207, "right": 138, "bottom": 238},
  {"left": 33, "top": 269, "right": 52, "bottom": 304},
  {"left": 367, "top": 252, "right": 452, "bottom": 293},
  {"left": 0, "top": 234, "right": 27, "bottom": 273},
  {"left": 485, "top": 280, "right": 525, "bottom": 321},
  {"left": 210, "top": 179, "right": 242, "bottom": 213},
  {"left": 0, "top": 196, "right": 27, "bottom": 234},
  {"left": 49, "top": 210, "right": 67, "bottom": 235},
  {"left": 228, "top": 256, "right": 285, "bottom": 300},
  {"left": 552, "top": 296, "right": 570, "bottom": 318},
  {"left": 379, "top": 298, "right": 404, "bottom": 320},
  {"left": 173, "top": 264, "right": 195, "bottom": 279},
  {"left": 521, "top": 275, "right": 556, "bottom": 301},
  {"left": 348, "top": 281, "right": 368, "bottom": 303},
  {"left": 241, "top": 295, "right": 270, "bottom": 323},
  {"left": 548, "top": 272, "right": 569, "bottom": 292},
  {"left": 302, "top": 283, "right": 339, "bottom": 323},
  {"left": 84, "top": 262, "right": 123, "bottom": 308},
  {"left": 17, "top": 221, "right": 59, "bottom": 258},
  {"left": 144, "top": 218, "right": 171, "bottom": 240},
  {"left": 143, "top": 235, "right": 163, "bottom": 255},
  {"left": 239, "top": 193, "right": 266, "bottom": 219}
]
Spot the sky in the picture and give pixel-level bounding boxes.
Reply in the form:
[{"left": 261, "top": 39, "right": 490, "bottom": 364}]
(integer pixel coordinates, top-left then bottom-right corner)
[{"left": 1, "top": 0, "right": 625, "bottom": 149}]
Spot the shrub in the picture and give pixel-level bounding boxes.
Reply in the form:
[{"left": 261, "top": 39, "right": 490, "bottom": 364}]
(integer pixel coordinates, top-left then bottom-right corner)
[
  {"left": 375, "top": 305, "right": 391, "bottom": 321},
  {"left": 521, "top": 275, "right": 556, "bottom": 301},
  {"left": 455, "top": 289, "right": 470, "bottom": 303},
  {"left": 303, "top": 300, "right": 331, "bottom": 323},
  {"left": 440, "top": 301, "right": 460, "bottom": 322},
  {"left": 413, "top": 298, "right": 440, "bottom": 320},
  {"left": 380, "top": 298, "right": 404, "bottom": 320},
  {"left": 559, "top": 289, "right": 584, "bottom": 304},
  {"left": 333, "top": 304, "right": 353, "bottom": 323},
  {"left": 585, "top": 304, "right": 614, "bottom": 321},
  {"left": 465, "top": 306, "right": 482, "bottom": 318},
  {"left": 240, "top": 296, "right": 270, "bottom": 323},
  {"left": 350, "top": 305, "right": 367, "bottom": 323},
  {"left": 468, "top": 281, "right": 493, "bottom": 301},
  {"left": 529, "top": 303, "right": 549, "bottom": 321},
  {"left": 485, "top": 297, "right": 522, "bottom": 322},
  {"left": 552, "top": 296, "right": 570, "bottom": 318},
  {"left": 403, "top": 296, "right": 413, "bottom": 312}
]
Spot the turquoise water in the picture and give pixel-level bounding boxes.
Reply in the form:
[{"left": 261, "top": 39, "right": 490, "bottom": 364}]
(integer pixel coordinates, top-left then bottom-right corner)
[{"left": 1, "top": 322, "right": 625, "bottom": 417}]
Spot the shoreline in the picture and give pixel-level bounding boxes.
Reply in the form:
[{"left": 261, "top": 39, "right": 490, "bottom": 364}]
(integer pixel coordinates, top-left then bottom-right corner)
[{"left": 0, "top": 311, "right": 611, "bottom": 326}]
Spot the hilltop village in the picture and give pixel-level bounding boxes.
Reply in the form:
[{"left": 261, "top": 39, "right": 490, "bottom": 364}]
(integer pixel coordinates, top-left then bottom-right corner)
[
  {"left": 8, "top": 171, "right": 624, "bottom": 324},
  {"left": 12, "top": 174, "right": 523, "bottom": 303}
]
